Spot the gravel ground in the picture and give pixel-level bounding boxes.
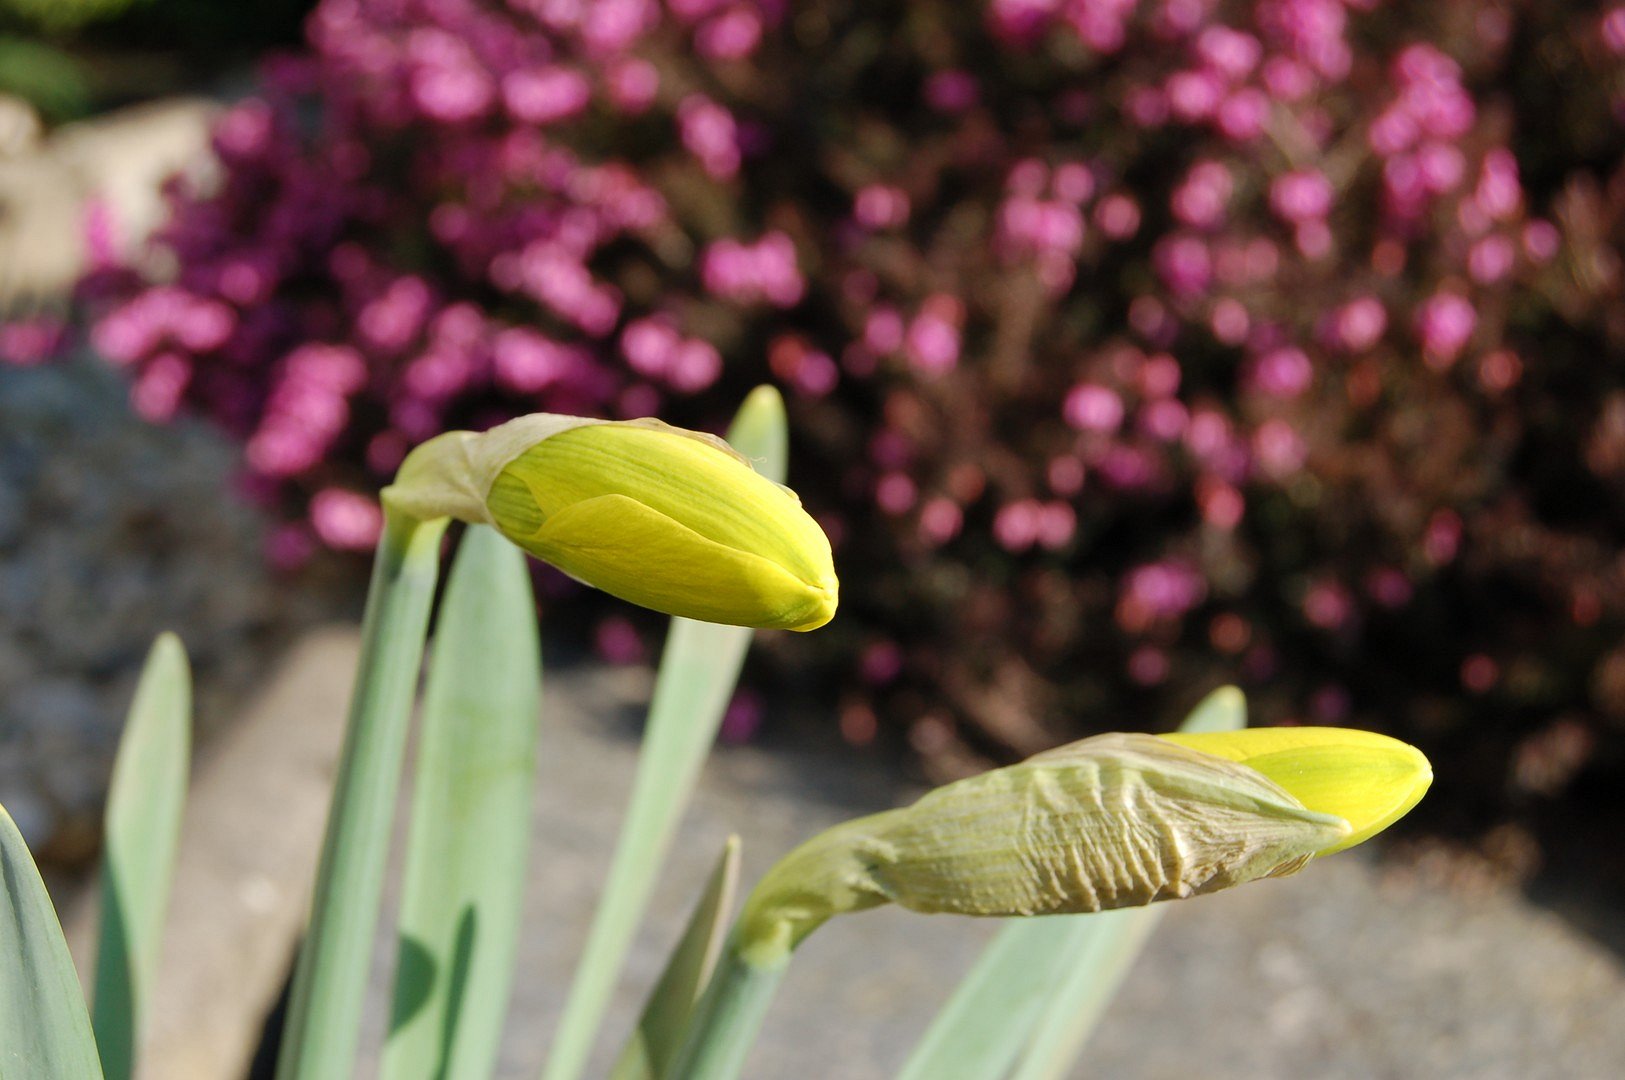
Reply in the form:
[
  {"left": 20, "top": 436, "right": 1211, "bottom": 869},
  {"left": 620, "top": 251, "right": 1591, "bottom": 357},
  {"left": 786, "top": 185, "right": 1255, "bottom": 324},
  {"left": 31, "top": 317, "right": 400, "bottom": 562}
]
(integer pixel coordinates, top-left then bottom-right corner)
[{"left": 0, "top": 356, "right": 339, "bottom": 862}]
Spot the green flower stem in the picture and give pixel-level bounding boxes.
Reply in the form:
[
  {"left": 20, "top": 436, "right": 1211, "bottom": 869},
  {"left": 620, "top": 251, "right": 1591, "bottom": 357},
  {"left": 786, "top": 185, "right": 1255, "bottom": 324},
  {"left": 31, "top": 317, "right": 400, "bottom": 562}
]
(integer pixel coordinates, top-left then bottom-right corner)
[
  {"left": 662, "top": 938, "right": 789, "bottom": 1080},
  {"left": 276, "top": 508, "right": 448, "bottom": 1080}
]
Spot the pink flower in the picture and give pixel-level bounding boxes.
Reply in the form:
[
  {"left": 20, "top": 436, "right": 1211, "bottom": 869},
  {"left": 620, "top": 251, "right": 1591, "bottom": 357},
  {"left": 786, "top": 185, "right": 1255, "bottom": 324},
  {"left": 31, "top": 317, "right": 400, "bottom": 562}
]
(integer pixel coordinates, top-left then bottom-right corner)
[
  {"left": 918, "top": 497, "right": 963, "bottom": 546},
  {"left": 1127, "top": 646, "right": 1170, "bottom": 685},
  {"left": 131, "top": 353, "right": 192, "bottom": 422},
  {"left": 1303, "top": 580, "right": 1353, "bottom": 630},
  {"left": 1248, "top": 346, "right": 1314, "bottom": 399},
  {"left": 993, "top": 500, "right": 1042, "bottom": 552},
  {"left": 1269, "top": 169, "right": 1334, "bottom": 224},
  {"left": 495, "top": 327, "right": 583, "bottom": 392},
  {"left": 695, "top": 8, "right": 764, "bottom": 60},
  {"left": 0, "top": 316, "right": 67, "bottom": 367},
  {"left": 854, "top": 184, "right": 910, "bottom": 230},
  {"left": 1475, "top": 148, "right": 1522, "bottom": 220},
  {"left": 309, "top": 488, "right": 384, "bottom": 551},
  {"left": 1195, "top": 27, "right": 1263, "bottom": 80},
  {"left": 700, "top": 232, "right": 805, "bottom": 307},
  {"left": 923, "top": 70, "right": 979, "bottom": 113},
  {"left": 667, "top": 339, "right": 722, "bottom": 392},
  {"left": 718, "top": 689, "right": 765, "bottom": 742},
  {"left": 1063, "top": 383, "right": 1125, "bottom": 433},
  {"left": 1215, "top": 88, "right": 1269, "bottom": 141},
  {"left": 1165, "top": 70, "right": 1224, "bottom": 122},
  {"left": 1153, "top": 234, "right": 1212, "bottom": 298},
  {"left": 1330, "top": 296, "right": 1388, "bottom": 353},
  {"left": 1415, "top": 292, "right": 1476, "bottom": 368},
  {"left": 1209, "top": 298, "right": 1250, "bottom": 344},
  {"left": 875, "top": 472, "right": 918, "bottom": 515},
  {"left": 863, "top": 307, "right": 904, "bottom": 354},
  {"left": 594, "top": 616, "right": 647, "bottom": 665},
  {"left": 1605, "top": 7, "right": 1625, "bottom": 55},
  {"left": 904, "top": 300, "right": 961, "bottom": 375},
  {"left": 1468, "top": 235, "right": 1515, "bottom": 285},
  {"left": 1120, "top": 560, "right": 1207, "bottom": 625},
  {"left": 1094, "top": 193, "right": 1142, "bottom": 239},
  {"left": 1253, "top": 418, "right": 1308, "bottom": 478},
  {"left": 605, "top": 58, "right": 659, "bottom": 113},
  {"left": 1523, "top": 220, "right": 1561, "bottom": 263},
  {"left": 860, "top": 640, "right": 905, "bottom": 685},
  {"left": 677, "top": 94, "right": 741, "bottom": 179},
  {"left": 1171, "top": 160, "right": 1233, "bottom": 229},
  {"left": 502, "top": 67, "right": 592, "bottom": 126}
]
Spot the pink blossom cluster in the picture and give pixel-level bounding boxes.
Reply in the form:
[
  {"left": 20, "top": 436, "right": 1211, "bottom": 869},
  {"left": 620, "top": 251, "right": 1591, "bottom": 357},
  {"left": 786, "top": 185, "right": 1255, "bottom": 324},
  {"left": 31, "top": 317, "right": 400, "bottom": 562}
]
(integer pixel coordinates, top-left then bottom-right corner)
[
  {"left": 700, "top": 232, "right": 806, "bottom": 307},
  {"left": 14, "top": 0, "right": 1625, "bottom": 779}
]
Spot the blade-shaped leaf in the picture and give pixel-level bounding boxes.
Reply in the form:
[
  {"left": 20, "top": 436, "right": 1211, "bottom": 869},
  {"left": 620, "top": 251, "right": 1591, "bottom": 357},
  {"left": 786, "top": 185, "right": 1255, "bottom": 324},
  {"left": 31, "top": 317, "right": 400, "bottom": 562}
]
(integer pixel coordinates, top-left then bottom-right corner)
[
  {"left": 541, "top": 387, "right": 786, "bottom": 1080},
  {"left": 276, "top": 512, "right": 449, "bottom": 1080},
  {"left": 1, "top": 803, "right": 106, "bottom": 1079},
  {"left": 608, "top": 837, "right": 740, "bottom": 1080},
  {"left": 92, "top": 633, "right": 192, "bottom": 1080},
  {"left": 895, "top": 687, "right": 1248, "bottom": 1080},
  {"left": 1004, "top": 908, "right": 1164, "bottom": 1080},
  {"left": 382, "top": 524, "right": 542, "bottom": 1080},
  {"left": 1006, "top": 685, "right": 1248, "bottom": 1080}
]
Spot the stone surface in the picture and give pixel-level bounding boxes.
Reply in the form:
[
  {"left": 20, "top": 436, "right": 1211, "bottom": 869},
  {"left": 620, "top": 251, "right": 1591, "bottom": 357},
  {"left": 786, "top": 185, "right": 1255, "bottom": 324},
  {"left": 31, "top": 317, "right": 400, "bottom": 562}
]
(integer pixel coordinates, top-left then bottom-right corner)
[
  {"left": 0, "top": 356, "right": 338, "bottom": 859},
  {"left": 0, "top": 97, "right": 216, "bottom": 308}
]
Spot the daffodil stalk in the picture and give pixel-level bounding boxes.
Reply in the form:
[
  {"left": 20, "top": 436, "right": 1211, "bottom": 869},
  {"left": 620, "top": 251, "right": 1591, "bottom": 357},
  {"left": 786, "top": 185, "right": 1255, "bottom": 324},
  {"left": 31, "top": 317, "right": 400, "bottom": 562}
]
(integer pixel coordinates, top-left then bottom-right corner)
[
  {"left": 666, "top": 727, "right": 1432, "bottom": 1080},
  {"left": 276, "top": 508, "right": 449, "bottom": 1080}
]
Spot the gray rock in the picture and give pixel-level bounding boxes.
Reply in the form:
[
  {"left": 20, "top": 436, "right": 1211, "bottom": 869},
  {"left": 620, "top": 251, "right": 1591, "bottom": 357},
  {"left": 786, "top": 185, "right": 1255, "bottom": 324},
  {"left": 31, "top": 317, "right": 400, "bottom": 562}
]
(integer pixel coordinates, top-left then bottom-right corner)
[{"left": 0, "top": 355, "right": 342, "bottom": 856}]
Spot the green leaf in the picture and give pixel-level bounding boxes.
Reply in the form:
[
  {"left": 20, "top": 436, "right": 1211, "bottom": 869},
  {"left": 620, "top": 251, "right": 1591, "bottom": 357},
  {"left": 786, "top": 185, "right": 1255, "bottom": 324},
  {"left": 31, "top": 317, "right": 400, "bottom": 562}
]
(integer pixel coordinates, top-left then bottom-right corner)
[
  {"left": 92, "top": 633, "right": 191, "bottom": 1080},
  {"left": 382, "top": 525, "right": 542, "bottom": 1080},
  {"left": 0, "top": 802, "right": 105, "bottom": 1080},
  {"left": 276, "top": 512, "right": 449, "bottom": 1080},
  {"left": 541, "top": 387, "right": 787, "bottom": 1080},
  {"left": 895, "top": 687, "right": 1249, "bottom": 1080},
  {"left": 1004, "top": 908, "right": 1165, "bottom": 1080},
  {"left": 608, "top": 837, "right": 740, "bottom": 1080}
]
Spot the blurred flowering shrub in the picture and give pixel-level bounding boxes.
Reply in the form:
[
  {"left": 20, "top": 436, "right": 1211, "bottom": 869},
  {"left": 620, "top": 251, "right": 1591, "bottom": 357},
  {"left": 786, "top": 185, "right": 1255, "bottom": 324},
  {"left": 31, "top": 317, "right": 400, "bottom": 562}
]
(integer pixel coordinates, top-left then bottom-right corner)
[{"left": 20, "top": 0, "right": 1625, "bottom": 823}]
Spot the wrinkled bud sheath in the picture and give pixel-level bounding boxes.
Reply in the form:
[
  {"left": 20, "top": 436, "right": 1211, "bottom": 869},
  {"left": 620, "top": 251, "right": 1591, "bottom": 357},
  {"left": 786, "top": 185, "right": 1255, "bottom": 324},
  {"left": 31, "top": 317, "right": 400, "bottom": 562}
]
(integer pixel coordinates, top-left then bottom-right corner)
[
  {"left": 737, "top": 734, "right": 1349, "bottom": 957},
  {"left": 671, "top": 733, "right": 1353, "bottom": 1080}
]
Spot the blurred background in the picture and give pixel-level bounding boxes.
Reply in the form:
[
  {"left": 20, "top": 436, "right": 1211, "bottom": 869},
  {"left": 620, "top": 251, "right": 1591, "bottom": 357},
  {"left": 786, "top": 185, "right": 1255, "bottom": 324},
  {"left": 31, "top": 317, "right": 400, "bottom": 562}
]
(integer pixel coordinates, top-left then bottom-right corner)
[{"left": 3, "top": 0, "right": 1625, "bottom": 1072}]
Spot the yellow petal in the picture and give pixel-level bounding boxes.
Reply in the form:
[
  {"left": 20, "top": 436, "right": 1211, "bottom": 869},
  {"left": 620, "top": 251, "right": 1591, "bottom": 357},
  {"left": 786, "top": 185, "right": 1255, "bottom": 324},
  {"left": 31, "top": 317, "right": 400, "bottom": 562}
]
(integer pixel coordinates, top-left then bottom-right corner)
[
  {"left": 383, "top": 408, "right": 839, "bottom": 631},
  {"left": 1158, "top": 727, "right": 1432, "bottom": 855},
  {"left": 518, "top": 493, "right": 836, "bottom": 631}
]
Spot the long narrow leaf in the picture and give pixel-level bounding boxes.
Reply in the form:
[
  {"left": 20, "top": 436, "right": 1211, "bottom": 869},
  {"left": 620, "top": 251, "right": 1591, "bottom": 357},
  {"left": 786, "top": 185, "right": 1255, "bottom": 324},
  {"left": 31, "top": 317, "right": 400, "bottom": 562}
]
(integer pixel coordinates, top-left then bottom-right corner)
[
  {"left": 382, "top": 525, "right": 542, "bottom": 1080},
  {"left": 0, "top": 803, "right": 105, "bottom": 1079},
  {"left": 895, "top": 687, "right": 1248, "bottom": 1080},
  {"left": 541, "top": 387, "right": 787, "bottom": 1080},
  {"left": 608, "top": 836, "right": 740, "bottom": 1080},
  {"left": 276, "top": 511, "right": 449, "bottom": 1080},
  {"left": 1004, "top": 908, "right": 1164, "bottom": 1080},
  {"left": 92, "top": 633, "right": 192, "bottom": 1080},
  {"left": 1007, "top": 686, "right": 1247, "bottom": 1080}
]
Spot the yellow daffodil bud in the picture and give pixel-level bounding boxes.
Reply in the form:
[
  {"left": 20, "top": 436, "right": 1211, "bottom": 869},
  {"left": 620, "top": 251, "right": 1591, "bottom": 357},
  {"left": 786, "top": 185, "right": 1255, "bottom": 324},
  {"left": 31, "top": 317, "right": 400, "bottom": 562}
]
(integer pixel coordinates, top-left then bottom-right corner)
[
  {"left": 735, "top": 733, "right": 1350, "bottom": 960},
  {"left": 382, "top": 413, "right": 838, "bottom": 631},
  {"left": 1159, "top": 726, "right": 1432, "bottom": 855}
]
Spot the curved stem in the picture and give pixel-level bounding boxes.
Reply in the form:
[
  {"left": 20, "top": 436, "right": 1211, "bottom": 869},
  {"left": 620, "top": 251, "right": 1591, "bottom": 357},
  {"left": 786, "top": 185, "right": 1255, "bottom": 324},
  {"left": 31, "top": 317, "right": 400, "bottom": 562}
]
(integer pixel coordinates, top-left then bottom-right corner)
[{"left": 662, "top": 939, "right": 788, "bottom": 1080}]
